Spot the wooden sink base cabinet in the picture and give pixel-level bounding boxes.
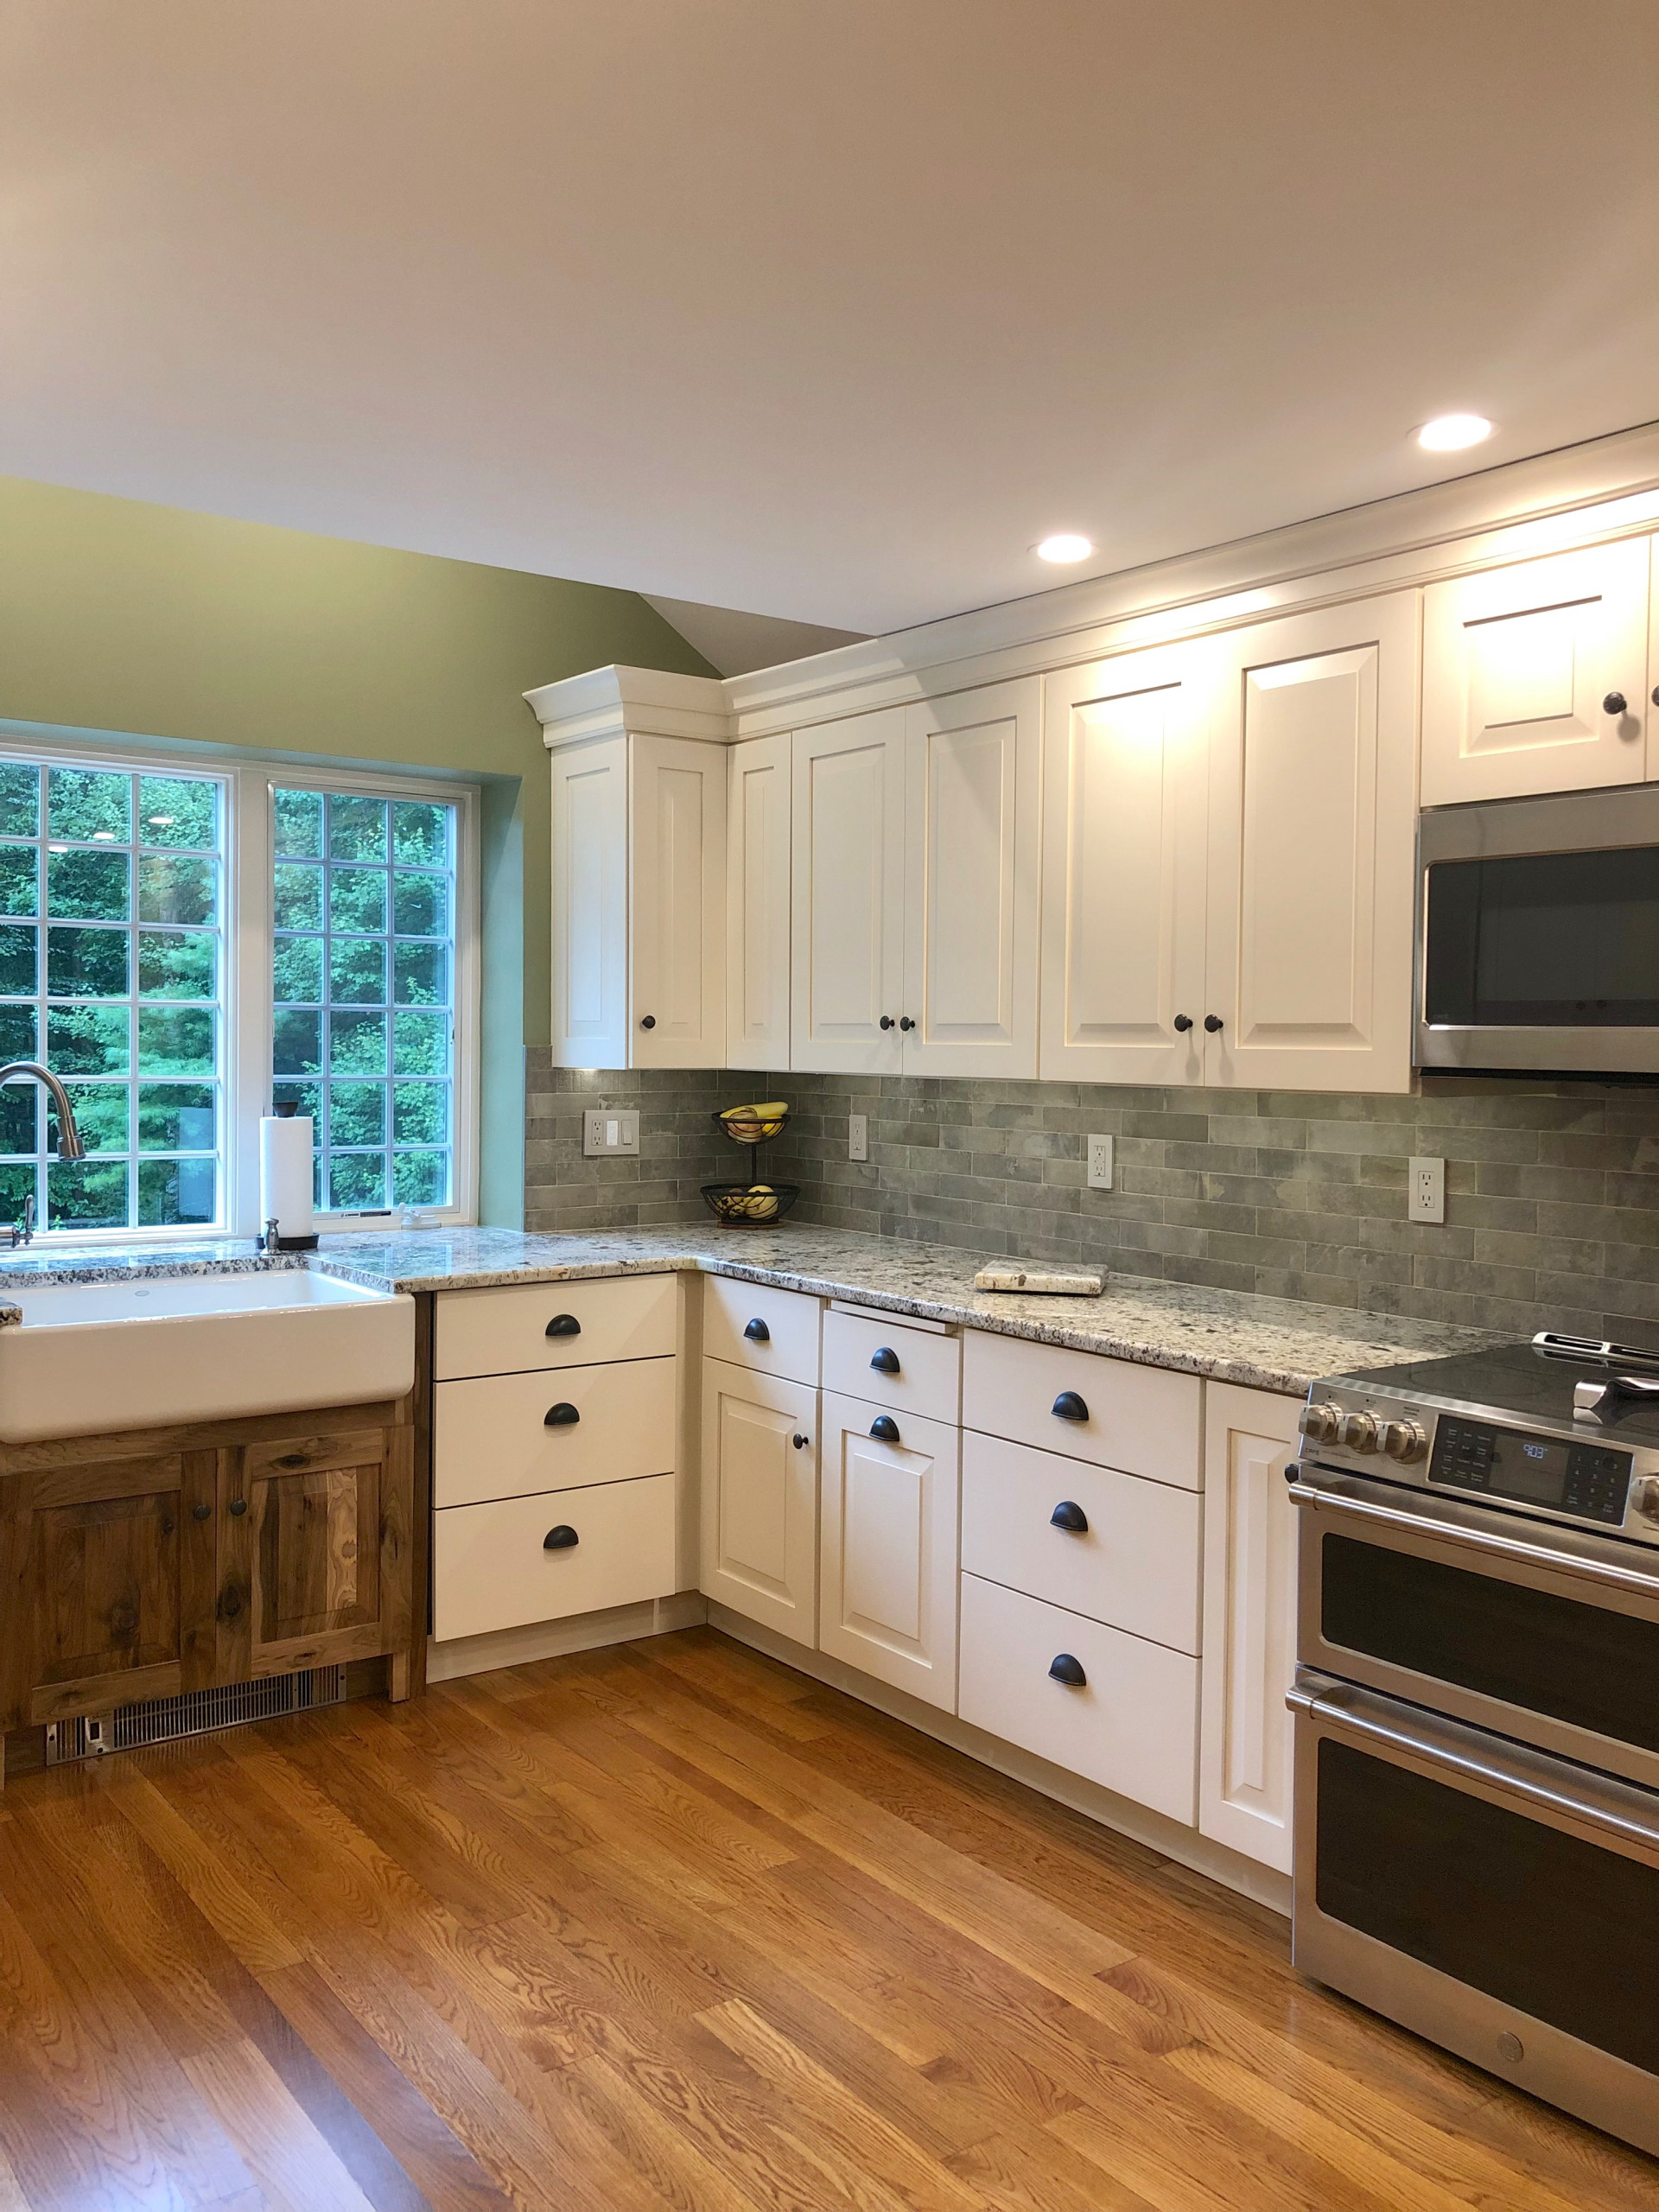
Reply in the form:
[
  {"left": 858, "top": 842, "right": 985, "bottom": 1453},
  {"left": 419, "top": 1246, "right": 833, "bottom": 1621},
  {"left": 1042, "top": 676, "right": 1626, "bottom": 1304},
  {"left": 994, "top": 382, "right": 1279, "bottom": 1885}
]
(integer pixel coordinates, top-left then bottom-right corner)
[{"left": 0, "top": 1386, "right": 418, "bottom": 1783}]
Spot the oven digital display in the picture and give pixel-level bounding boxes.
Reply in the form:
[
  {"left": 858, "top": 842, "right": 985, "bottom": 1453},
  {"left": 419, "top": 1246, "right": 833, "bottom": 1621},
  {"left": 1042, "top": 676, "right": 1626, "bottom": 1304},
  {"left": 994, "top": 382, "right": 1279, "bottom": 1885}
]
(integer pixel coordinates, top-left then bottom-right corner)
[{"left": 1430, "top": 1418, "right": 1631, "bottom": 1524}]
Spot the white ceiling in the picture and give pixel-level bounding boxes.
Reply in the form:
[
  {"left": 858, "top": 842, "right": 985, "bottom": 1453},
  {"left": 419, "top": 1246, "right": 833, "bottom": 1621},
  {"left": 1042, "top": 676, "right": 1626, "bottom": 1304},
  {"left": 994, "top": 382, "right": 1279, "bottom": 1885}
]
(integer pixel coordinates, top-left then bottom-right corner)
[{"left": 6, "top": 2, "right": 1659, "bottom": 641}]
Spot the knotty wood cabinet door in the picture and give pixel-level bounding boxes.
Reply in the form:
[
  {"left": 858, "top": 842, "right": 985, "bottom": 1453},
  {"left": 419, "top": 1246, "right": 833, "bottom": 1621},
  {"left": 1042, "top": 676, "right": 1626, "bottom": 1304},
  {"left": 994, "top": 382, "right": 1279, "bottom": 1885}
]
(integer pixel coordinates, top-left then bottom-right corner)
[
  {"left": 630, "top": 734, "right": 727, "bottom": 1067},
  {"left": 699, "top": 1358, "right": 818, "bottom": 1646},
  {"left": 1038, "top": 641, "right": 1211, "bottom": 1084},
  {"left": 900, "top": 679, "right": 1040, "bottom": 1078},
  {"left": 726, "top": 732, "right": 792, "bottom": 1071},
  {"left": 1205, "top": 594, "right": 1419, "bottom": 1094},
  {"left": 219, "top": 1421, "right": 413, "bottom": 1682},
  {"left": 1421, "top": 537, "right": 1650, "bottom": 805},
  {"left": 818, "top": 1389, "right": 957, "bottom": 1712},
  {"left": 1198, "top": 1382, "right": 1300, "bottom": 1874},
  {"left": 0, "top": 1451, "right": 217, "bottom": 1728},
  {"left": 790, "top": 708, "right": 906, "bottom": 1072}
]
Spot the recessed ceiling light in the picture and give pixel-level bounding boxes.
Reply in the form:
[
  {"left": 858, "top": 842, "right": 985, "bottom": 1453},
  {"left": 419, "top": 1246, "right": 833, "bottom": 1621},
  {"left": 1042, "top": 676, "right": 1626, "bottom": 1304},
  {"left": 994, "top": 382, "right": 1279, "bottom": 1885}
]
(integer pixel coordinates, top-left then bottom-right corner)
[
  {"left": 1035, "top": 533, "right": 1093, "bottom": 564},
  {"left": 1417, "top": 414, "right": 1493, "bottom": 453}
]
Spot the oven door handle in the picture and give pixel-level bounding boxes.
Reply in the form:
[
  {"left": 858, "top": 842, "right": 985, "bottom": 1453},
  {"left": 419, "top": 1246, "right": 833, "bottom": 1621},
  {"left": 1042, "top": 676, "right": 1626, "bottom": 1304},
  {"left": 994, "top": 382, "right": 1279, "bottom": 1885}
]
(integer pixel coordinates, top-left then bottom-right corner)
[
  {"left": 1287, "top": 1472, "right": 1659, "bottom": 1600},
  {"left": 1288, "top": 1679, "right": 1659, "bottom": 1854}
]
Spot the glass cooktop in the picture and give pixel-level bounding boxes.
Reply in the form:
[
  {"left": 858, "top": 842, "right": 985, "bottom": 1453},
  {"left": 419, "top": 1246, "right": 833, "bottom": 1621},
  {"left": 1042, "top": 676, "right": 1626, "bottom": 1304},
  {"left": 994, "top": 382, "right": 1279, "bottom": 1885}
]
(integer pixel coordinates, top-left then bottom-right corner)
[{"left": 1339, "top": 1338, "right": 1659, "bottom": 1446}]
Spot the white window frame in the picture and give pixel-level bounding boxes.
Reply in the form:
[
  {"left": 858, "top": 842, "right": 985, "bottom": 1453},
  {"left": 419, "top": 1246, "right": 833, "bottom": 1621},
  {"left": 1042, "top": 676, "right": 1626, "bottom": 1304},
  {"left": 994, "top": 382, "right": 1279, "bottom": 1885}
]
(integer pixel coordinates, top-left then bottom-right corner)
[{"left": 0, "top": 728, "right": 480, "bottom": 1247}]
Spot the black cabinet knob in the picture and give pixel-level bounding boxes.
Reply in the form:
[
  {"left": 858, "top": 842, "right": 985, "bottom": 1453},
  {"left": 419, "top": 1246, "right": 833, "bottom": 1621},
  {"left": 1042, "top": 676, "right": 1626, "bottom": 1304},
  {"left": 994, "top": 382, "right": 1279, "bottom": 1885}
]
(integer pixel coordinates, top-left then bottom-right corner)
[
  {"left": 544, "top": 1313, "right": 582, "bottom": 1338},
  {"left": 869, "top": 1346, "right": 900, "bottom": 1374},
  {"left": 639, "top": 1014, "right": 656, "bottom": 1029},
  {"left": 1652, "top": 686, "right": 1659, "bottom": 708},
  {"left": 1173, "top": 1014, "right": 1193, "bottom": 1033},
  {"left": 1204, "top": 1014, "right": 1224, "bottom": 1033},
  {"left": 228, "top": 1497, "right": 248, "bottom": 1517},
  {"left": 879, "top": 1015, "right": 895, "bottom": 1030},
  {"left": 899, "top": 1016, "right": 915, "bottom": 1032},
  {"left": 544, "top": 1402, "right": 580, "bottom": 1426},
  {"left": 1052, "top": 1389, "right": 1089, "bottom": 1422},
  {"left": 869, "top": 1414, "right": 900, "bottom": 1442},
  {"left": 543, "top": 1525, "right": 579, "bottom": 1550},
  {"left": 1604, "top": 691, "right": 1629, "bottom": 716},
  {"left": 1048, "top": 1653, "right": 1087, "bottom": 1688},
  {"left": 792, "top": 1433, "right": 810, "bottom": 1449},
  {"left": 192, "top": 1502, "right": 212, "bottom": 1522},
  {"left": 743, "top": 1317, "right": 771, "bottom": 1342},
  {"left": 1050, "top": 1500, "right": 1089, "bottom": 1533}
]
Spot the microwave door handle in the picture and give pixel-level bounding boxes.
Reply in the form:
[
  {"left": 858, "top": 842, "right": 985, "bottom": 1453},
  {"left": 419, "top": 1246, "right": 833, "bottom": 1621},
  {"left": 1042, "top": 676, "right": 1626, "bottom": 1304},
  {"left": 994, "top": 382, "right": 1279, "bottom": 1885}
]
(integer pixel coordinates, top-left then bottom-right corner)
[
  {"left": 1287, "top": 1473, "right": 1659, "bottom": 1602},
  {"left": 1290, "top": 1681, "right": 1659, "bottom": 1857}
]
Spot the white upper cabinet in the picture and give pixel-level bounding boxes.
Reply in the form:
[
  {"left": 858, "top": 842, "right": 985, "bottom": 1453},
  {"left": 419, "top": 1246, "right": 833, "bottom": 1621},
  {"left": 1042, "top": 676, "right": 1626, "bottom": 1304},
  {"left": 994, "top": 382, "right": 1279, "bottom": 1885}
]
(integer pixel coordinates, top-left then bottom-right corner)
[
  {"left": 726, "top": 733, "right": 792, "bottom": 1071},
  {"left": 1039, "top": 643, "right": 1210, "bottom": 1084},
  {"left": 902, "top": 679, "right": 1041, "bottom": 1078},
  {"left": 1421, "top": 537, "right": 1650, "bottom": 804},
  {"left": 550, "top": 736, "right": 629, "bottom": 1069},
  {"left": 791, "top": 708, "right": 907, "bottom": 1072},
  {"left": 1205, "top": 594, "right": 1419, "bottom": 1094}
]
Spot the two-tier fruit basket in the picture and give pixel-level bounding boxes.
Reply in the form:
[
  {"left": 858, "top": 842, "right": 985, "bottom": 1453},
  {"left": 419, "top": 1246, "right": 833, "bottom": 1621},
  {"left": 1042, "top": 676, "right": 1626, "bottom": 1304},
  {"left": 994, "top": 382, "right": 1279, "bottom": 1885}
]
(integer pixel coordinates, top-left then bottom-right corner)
[{"left": 701, "top": 1100, "right": 799, "bottom": 1225}]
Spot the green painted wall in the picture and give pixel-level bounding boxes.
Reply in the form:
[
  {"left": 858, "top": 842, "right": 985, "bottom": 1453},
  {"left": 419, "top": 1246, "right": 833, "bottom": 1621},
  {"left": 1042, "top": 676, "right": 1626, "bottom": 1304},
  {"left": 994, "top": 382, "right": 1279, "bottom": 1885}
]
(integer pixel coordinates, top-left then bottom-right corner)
[{"left": 0, "top": 476, "right": 715, "bottom": 1225}]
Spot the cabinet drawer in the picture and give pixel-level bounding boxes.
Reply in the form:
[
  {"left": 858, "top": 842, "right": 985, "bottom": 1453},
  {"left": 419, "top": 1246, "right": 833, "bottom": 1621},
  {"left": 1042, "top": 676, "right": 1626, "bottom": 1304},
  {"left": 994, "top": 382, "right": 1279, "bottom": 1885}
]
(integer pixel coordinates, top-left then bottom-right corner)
[
  {"left": 434, "top": 1357, "right": 676, "bottom": 1507},
  {"left": 823, "top": 1307, "right": 959, "bottom": 1422},
  {"left": 961, "top": 1431, "right": 1200, "bottom": 1654},
  {"left": 435, "top": 1273, "right": 677, "bottom": 1381},
  {"left": 957, "top": 1573, "right": 1198, "bottom": 1824},
  {"left": 702, "top": 1274, "right": 821, "bottom": 1385},
  {"left": 962, "top": 1330, "right": 1200, "bottom": 1488},
  {"left": 433, "top": 1473, "right": 676, "bottom": 1640}
]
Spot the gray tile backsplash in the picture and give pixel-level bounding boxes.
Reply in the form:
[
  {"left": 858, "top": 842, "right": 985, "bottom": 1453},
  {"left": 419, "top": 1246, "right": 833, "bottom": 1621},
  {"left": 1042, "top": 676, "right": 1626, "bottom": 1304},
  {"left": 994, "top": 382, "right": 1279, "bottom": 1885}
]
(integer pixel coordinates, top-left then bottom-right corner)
[{"left": 523, "top": 1055, "right": 1659, "bottom": 1342}]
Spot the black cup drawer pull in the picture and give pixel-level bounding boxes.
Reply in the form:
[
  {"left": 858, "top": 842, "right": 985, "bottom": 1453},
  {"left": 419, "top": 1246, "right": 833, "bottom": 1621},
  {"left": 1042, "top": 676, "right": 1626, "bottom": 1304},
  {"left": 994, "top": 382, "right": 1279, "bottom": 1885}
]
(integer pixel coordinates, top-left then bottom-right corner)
[
  {"left": 869, "top": 1414, "right": 900, "bottom": 1442},
  {"left": 544, "top": 1402, "right": 581, "bottom": 1427},
  {"left": 869, "top": 1346, "right": 900, "bottom": 1374},
  {"left": 1052, "top": 1390, "right": 1089, "bottom": 1422},
  {"left": 1048, "top": 1653, "right": 1087, "bottom": 1688},
  {"left": 543, "top": 1524, "right": 579, "bottom": 1550},
  {"left": 544, "top": 1313, "right": 582, "bottom": 1338},
  {"left": 744, "top": 1317, "right": 771, "bottom": 1342},
  {"left": 1050, "top": 1500, "right": 1089, "bottom": 1534}
]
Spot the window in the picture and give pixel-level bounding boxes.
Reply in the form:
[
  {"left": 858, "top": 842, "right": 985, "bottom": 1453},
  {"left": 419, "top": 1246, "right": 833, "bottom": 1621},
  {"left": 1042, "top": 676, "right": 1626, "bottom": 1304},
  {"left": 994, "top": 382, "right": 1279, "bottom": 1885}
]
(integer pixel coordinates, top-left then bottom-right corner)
[
  {"left": 0, "top": 739, "right": 476, "bottom": 1243},
  {"left": 271, "top": 787, "right": 459, "bottom": 1211}
]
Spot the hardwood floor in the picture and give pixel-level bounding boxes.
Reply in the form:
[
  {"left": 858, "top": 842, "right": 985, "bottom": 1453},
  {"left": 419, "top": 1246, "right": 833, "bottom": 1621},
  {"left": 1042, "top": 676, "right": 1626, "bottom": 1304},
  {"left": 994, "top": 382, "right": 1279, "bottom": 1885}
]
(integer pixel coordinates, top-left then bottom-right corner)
[{"left": 0, "top": 1627, "right": 1655, "bottom": 2212}]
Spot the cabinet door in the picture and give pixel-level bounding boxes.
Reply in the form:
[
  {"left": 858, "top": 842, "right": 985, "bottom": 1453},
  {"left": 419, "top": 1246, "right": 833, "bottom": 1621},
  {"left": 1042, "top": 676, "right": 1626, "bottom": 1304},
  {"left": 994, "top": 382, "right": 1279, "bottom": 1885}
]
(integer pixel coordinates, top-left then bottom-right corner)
[
  {"left": 1421, "top": 539, "right": 1649, "bottom": 804},
  {"left": 1205, "top": 594, "right": 1418, "bottom": 1094},
  {"left": 0, "top": 1452, "right": 217, "bottom": 1727},
  {"left": 818, "top": 1389, "right": 957, "bottom": 1711},
  {"left": 630, "top": 734, "right": 727, "bottom": 1068},
  {"left": 219, "top": 1424, "right": 413, "bottom": 1681},
  {"left": 791, "top": 709, "right": 906, "bottom": 1072},
  {"left": 550, "top": 736, "right": 628, "bottom": 1069},
  {"left": 1039, "top": 643, "right": 1210, "bottom": 1084},
  {"left": 1198, "top": 1383, "right": 1300, "bottom": 1873},
  {"left": 900, "top": 680, "right": 1040, "bottom": 1078},
  {"left": 726, "top": 732, "right": 792, "bottom": 1071},
  {"left": 699, "top": 1359, "right": 818, "bottom": 1645}
]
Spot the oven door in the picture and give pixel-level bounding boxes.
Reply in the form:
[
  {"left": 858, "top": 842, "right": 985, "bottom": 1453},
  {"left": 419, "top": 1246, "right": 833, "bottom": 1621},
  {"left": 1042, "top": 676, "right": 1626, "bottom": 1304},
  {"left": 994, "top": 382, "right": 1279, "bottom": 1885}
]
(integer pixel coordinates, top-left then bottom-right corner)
[
  {"left": 1292, "top": 1465, "right": 1659, "bottom": 1789},
  {"left": 1290, "top": 1673, "right": 1659, "bottom": 2158}
]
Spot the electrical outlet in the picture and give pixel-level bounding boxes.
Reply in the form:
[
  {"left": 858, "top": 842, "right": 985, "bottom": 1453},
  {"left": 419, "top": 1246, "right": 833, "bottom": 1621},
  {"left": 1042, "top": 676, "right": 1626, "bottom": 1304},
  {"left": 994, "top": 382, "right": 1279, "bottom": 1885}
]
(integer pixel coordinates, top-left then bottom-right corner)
[
  {"left": 849, "top": 1112, "right": 868, "bottom": 1163},
  {"left": 1408, "top": 1155, "right": 1445, "bottom": 1224},
  {"left": 1086, "top": 1134, "right": 1115, "bottom": 1191},
  {"left": 582, "top": 1109, "right": 639, "bottom": 1157}
]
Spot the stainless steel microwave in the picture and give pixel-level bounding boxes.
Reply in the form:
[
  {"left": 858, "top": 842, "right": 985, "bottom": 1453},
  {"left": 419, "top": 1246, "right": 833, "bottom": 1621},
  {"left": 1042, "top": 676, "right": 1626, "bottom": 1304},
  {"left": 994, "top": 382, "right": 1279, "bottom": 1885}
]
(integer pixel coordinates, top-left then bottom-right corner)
[{"left": 1417, "top": 786, "right": 1659, "bottom": 1075}]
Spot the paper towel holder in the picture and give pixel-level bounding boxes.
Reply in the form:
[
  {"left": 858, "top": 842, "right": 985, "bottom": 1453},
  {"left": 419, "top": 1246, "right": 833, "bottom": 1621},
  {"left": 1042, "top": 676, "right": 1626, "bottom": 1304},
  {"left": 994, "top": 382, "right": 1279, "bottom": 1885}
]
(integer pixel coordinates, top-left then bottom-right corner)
[{"left": 262, "top": 1102, "right": 321, "bottom": 1250}]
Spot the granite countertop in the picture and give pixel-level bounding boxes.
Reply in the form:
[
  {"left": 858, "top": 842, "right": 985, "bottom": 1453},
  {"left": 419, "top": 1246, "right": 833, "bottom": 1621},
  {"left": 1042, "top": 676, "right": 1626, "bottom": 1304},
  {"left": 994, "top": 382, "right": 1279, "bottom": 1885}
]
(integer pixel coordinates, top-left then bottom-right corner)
[{"left": 0, "top": 1222, "right": 1507, "bottom": 1397}]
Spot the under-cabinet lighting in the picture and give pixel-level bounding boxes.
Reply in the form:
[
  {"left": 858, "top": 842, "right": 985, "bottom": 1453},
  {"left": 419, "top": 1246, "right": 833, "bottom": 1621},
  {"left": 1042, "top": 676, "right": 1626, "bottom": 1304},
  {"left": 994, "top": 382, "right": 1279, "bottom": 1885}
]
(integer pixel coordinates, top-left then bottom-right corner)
[
  {"left": 1417, "top": 414, "right": 1493, "bottom": 453},
  {"left": 1035, "top": 533, "right": 1093, "bottom": 564}
]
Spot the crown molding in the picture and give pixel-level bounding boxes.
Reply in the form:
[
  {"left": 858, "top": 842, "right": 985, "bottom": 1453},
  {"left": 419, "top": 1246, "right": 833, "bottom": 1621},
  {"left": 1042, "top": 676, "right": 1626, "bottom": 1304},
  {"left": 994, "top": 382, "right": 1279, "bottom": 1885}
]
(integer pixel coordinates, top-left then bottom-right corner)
[{"left": 527, "top": 664, "right": 733, "bottom": 749}]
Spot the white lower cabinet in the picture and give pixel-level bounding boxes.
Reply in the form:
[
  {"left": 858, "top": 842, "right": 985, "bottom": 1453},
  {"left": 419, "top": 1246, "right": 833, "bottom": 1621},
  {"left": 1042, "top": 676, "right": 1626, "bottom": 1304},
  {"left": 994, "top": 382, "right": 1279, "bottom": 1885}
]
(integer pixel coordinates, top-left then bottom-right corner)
[
  {"left": 434, "top": 1474, "right": 677, "bottom": 1641},
  {"left": 433, "top": 1356, "right": 677, "bottom": 1508},
  {"left": 818, "top": 1389, "right": 958, "bottom": 1711},
  {"left": 1198, "top": 1382, "right": 1302, "bottom": 1873},
  {"left": 957, "top": 1573, "right": 1198, "bottom": 1825},
  {"left": 699, "top": 1358, "right": 818, "bottom": 1646}
]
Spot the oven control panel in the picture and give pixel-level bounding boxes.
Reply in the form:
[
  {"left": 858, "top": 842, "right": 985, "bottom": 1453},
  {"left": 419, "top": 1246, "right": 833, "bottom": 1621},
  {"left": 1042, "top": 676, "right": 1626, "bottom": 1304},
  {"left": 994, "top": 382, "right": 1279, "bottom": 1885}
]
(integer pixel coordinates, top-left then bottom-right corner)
[{"left": 1428, "top": 1418, "right": 1630, "bottom": 1524}]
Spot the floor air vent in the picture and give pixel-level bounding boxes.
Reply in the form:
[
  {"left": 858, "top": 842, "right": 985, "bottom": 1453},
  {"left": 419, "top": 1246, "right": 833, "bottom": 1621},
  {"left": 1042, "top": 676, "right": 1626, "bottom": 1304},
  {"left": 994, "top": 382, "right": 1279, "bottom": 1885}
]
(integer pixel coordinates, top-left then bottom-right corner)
[{"left": 44, "top": 1666, "right": 347, "bottom": 1766}]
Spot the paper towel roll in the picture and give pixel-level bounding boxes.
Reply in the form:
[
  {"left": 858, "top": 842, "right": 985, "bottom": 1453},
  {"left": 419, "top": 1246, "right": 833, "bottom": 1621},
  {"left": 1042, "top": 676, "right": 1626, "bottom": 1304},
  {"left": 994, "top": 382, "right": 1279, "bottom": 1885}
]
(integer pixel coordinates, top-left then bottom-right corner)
[{"left": 260, "top": 1111, "right": 316, "bottom": 1247}]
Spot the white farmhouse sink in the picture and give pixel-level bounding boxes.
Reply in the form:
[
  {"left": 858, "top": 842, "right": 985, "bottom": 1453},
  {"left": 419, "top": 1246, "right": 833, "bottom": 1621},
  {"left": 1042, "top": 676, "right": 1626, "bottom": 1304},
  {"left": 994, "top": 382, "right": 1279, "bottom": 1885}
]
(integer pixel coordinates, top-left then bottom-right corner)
[{"left": 0, "top": 1268, "right": 416, "bottom": 1441}]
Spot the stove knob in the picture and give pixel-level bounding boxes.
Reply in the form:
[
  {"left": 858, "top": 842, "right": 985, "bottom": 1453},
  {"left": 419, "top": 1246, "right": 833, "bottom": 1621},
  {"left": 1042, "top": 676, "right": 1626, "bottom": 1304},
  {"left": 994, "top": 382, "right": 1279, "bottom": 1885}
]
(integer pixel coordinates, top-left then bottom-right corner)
[
  {"left": 1298, "top": 1401, "right": 1342, "bottom": 1445},
  {"left": 1338, "top": 1410, "right": 1380, "bottom": 1453},
  {"left": 1631, "top": 1475, "right": 1659, "bottom": 1528},
  {"left": 1381, "top": 1419, "right": 1428, "bottom": 1464}
]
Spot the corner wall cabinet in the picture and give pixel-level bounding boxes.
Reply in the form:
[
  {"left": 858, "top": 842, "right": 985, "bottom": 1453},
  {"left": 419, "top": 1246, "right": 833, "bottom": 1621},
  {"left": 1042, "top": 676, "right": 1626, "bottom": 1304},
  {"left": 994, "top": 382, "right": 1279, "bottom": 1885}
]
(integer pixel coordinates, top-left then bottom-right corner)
[{"left": 726, "top": 731, "right": 793, "bottom": 1071}]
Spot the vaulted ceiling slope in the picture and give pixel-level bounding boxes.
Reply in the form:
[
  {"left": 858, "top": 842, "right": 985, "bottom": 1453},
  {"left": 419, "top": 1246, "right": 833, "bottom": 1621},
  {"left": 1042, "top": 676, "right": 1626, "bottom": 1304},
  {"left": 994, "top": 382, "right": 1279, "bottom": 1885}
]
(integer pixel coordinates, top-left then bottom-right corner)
[{"left": 5, "top": 1, "right": 1658, "bottom": 639}]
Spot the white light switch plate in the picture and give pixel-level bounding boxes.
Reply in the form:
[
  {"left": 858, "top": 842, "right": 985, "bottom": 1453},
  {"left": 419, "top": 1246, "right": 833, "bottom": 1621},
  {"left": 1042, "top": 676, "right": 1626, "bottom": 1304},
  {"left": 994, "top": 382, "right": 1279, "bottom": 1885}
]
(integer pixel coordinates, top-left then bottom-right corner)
[
  {"left": 1408, "top": 1155, "right": 1445, "bottom": 1224},
  {"left": 583, "top": 1109, "right": 640, "bottom": 1157},
  {"left": 849, "top": 1113, "right": 868, "bottom": 1162},
  {"left": 1086, "top": 1134, "right": 1114, "bottom": 1191}
]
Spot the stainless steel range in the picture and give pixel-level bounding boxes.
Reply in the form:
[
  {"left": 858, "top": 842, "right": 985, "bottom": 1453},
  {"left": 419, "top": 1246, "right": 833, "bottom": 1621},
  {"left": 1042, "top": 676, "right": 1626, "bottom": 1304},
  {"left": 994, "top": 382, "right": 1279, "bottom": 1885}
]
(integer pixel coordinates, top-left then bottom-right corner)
[{"left": 1287, "top": 1332, "right": 1659, "bottom": 2158}]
